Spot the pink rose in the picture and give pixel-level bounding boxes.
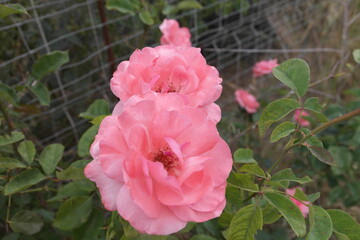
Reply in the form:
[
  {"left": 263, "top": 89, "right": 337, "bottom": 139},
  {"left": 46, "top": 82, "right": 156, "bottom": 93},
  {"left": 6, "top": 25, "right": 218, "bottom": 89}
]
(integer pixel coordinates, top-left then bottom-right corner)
[
  {"left": 235, "top": 89, "right": 260, "bottom": 114},
  {"left": 84, "top": 93, "right": 232, "bottom": 235},
  {"left": 286, "top": 188, "right": 310, "bottom": 218},
  {"left": 294, "top": 109, "right": 310, "bottom": 126},
  {"left": 252, "top": 59, "right": 279, "bottom": 77},
  {"left": 159, "top": 19, "right": 191, "bottom": 47},
  {"left": 110, "top": 45, "right": 223, "bottom": 120}
]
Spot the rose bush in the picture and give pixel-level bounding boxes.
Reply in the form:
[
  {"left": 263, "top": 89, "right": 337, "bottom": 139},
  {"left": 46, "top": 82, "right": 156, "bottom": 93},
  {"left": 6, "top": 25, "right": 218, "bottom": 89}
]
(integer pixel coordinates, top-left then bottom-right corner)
[
  {"left": 235, "top": 89, "right": 260, "bottom": 113},
  {"left": 84, "top": 93, "right": 232, "bottom": 235},
  {"left": 293, "top": 109, "right": 310, "bottom": 126},
  {"left": 252, "top": 59, "right": 279, "bottom": 77},
  {"left": 286, "top": 188, "right": 310, "bottom": 218}
]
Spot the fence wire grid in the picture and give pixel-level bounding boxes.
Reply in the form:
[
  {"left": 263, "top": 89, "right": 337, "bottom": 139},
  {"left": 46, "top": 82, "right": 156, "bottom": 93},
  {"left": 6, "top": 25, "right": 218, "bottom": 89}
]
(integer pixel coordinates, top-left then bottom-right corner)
[{"left": 0, "top": 0, "right": 348, "bottom": 151}]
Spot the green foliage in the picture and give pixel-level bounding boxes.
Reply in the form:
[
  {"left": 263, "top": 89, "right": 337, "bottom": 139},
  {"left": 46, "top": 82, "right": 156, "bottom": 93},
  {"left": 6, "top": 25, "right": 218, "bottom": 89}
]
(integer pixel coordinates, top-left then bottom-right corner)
[
  {"left": 270, "top": 121, "right": 296, "bottom": 143},
  {"left": 4, "top": 169, "right": 46, "bottom": 195},
  {"left": 264, "top": 192, "right": 306, "bottom": 237},
  {"left": 53, "top": 196, "right": 93, "bottom": 231},
  {"left": 31, "top": 51, "right": 69, "bottom": 80},
  {"left": 139, "top": 10, "right": 154, "bottom": 25},
  {"left": 39, "top": 143, "right": 65, "bottom": 175},
  {"left": 272, "top": 58, "right": 310, "bottom": 97},
  {"left": 306, "top": 206, "right": 332, "bottom": 240},
  {"left": 30, "top": 82, "right": 51, "bottom": 106},
  {"left": 327, "top": 209, "right": 360, "bottom": 240},
  {"left": 228, "top": 172, "right": 259, "bottom": 192},
  {"left": 228, "top": 204, "right": 262, "bottom": 240},
  {"left": 17, "top": 140, "right": 36, "bottom": 164},
  {"left": 262, "top": 204, "right": 282, "bottom": 224},
  {"left": 270, "top": 168, "right": 312, "bottom": 184},
  {"left": 0, "top": 4, "right": 29, "bottom": 19},
  {"left": 0, "top": 157, "right": 26, "bottom": 169},
  {"left": 329, "top": 146, "right": 353, "bottom": 175},
  {"left": 308, "top": 146, "right": 335, "bottom": 166},
  {"left": 9, "top": 210, "right": 43, "bottom": 235},
  {"left": 106, "top": 0, "right": 141, "bottom": 15},
  {"left": 0, "top": 132, "right": 24, "bottom": 146},
  {"left": 79, "top": 99, "right": 110, "bottom": 119},
  {"left": 258, "top": 98, "right": 300, "bottom": 136},
  {"left": 353, "top": 49, "right": 360, "bottom": 64},
  {"left": 77, "top": 125, "right": 99, "bottom": 158},
  {"left": 238, "top": 164, "right": 266, "bottom": 178},
  {"left": 233, "top": 148, "right": 256, "bottom": 163}
]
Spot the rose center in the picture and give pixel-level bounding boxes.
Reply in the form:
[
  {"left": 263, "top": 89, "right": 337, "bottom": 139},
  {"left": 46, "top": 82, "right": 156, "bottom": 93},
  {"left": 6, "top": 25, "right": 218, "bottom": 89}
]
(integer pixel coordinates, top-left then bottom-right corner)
[{"left": 151, "top": 147, "right": 180, "bottom": 176}]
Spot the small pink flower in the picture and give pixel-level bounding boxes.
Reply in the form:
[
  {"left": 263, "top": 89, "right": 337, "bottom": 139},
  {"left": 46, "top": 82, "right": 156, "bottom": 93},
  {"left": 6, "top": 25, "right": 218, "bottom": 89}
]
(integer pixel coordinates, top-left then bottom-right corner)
[
  {"left": 235, "top": 89, "right": 260, "bottom": 114},
  {"left": 286, "top": 188, "right": 310, "bottom": 218},
  {"left": 294, "top": 109, "right": 310, "bottom": 126},
  {"left": 252, "top": 59, "right": 279, "bottom": 77},
  {"left": 110, "top": 45, "right": 223, "bottom": 121},
  {"left": 84, "top": 93, "right": 232, "bottom": 235},
  {"left": 159, "top": 19, "right": 191, "bottom": 47}
]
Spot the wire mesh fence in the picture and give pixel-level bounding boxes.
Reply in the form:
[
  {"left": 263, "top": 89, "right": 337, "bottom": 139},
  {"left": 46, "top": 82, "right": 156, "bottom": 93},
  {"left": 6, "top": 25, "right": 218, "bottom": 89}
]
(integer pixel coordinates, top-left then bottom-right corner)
[{"left": 0, "top": 0, "right": 345, "bottom": 150}]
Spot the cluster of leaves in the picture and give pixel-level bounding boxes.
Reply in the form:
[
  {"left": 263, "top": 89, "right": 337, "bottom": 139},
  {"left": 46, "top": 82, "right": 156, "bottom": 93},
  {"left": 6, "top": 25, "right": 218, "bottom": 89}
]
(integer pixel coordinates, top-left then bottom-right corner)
[{"left": 106, "top": 0, "right": 202, "bottom": 25}]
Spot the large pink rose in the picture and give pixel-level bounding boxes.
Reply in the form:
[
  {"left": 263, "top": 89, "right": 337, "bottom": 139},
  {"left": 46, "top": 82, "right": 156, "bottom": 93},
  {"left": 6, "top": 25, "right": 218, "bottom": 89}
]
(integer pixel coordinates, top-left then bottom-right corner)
[
  {"left": 84, "top": 93, "right": 232, "bottom": 235},
  {"left": 159, "top": 19, "right": 191, "bottom": 47},
  {"left": 235, "top": 89, "right": 260, "bottom": 114},
  {"left": 110, "top": 45, "right": 222, "bottom": 122},
  {"left": 286, "top": 188, "right": 310, "bottom": 218},
  {"left": 252, "top": 59, "right": 279, "bottom": 77},
  {"left": 293, "top": 109, "right": 310, "bottom": 127}
]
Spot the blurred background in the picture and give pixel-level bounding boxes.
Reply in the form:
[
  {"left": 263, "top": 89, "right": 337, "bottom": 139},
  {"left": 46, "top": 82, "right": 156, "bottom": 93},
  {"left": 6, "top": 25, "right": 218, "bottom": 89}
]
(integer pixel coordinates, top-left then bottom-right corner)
[{"left": 1, "top": 0, "right": 360, "bottom": 239}]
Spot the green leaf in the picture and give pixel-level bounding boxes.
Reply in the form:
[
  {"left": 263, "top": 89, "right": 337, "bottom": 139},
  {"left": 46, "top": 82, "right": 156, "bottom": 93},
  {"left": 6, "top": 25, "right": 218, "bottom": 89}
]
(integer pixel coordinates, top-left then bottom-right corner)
[
  {"left": 30, "top": 82, "right": 50, "bottom": 106},
  {"left": 238, "top": 164, "right": 266, "bottom": 178},
  {"left": 79, "top": 99, "right": 110, "bottom": 119},
  {"left": 294, "top": 188, "right": 309, "bottom": 202},
  {"left": 308, "top": 146, "right": 335, "bottom": 166},
  {"left": 106, "top": 0, "right": 140, "bottom": 15},
  {"left": 90, "top": 115, "right": 107, "bottom": 125},
  {"left": 31, "top": 51, "right": 69, "bottom": 80},
  {"left": 17, "top": 140, "right": 36, "bottom": 164},
  {"left": 228, "top": 204, "right": 262, "bottom": 240},
  {"left": 9, "top": 210, "right": 43, "bottom": 235},
  {"left": 190, "top": 235, "right": 217, "bottom": 240},
  {"left": 78, "top": 125, "right": 99, "bottom": 158},
  {"left": 176, "top": 0, "right": 202, "bottom": 10},
  {"left": 264, "top": 192, "right": 306, "bottom": 237},
  {"left": 304, "top": 97, "right": 328, "bottom": 122},
  {"left": 300, "top": 128, "right": 323, "bottom": 147},
  {"left": 304, "top": 97, "right": 323, "bottom": 113},
  {"left": 307, "top": 192, "right": 321, "bottom": 203},
  {"left": 0, "top": 4, "right": 29, "bottom": 19},
  {"left": 71, "top": 209, "right": 106, "bottom": 240},
  {"left": 0, "top": 83, "right": 18, "bottom": 105},
  {"left": 4, "top": 168, "right": 46, "bottom": 195},
  {"left": 54, "top": 196, "right": 93, "bottom": 231},
  {"left": 329, "top": 146, "right": 353, "bottom": 174},
  {"left": 39, "top": 144, "right": 64, "bottom": 175},
  {"left": 47, "top": 179, "right": 95, "bottom": 202},
  {"left": 353, "top": 49, "right": 360, "bottom": 64},
  {"left": 56, "top": 166, "right": 85, "bottom": 180},
  {"left": 139, "top": 10, "right": 154, "bottom": 25},
  {"left": 327, "top": 209, "right": 360, "bottom": 240},
  {"left": 270, "top": 121, "right": 296, "bottom": 143},
  {"left": 0, "top": 157, "right": 26, "bottom": 169},
  {"left": 0, "top": 132, "right": 25, "bottom": 147},
  {"left": 258, "top": 98, "right": 300, "bottom": 136},
  {"left": 272, "top": 58, "right": 310, "bottom": 97},
  {"left": 271, "top": 168, "right": 312, "bottom": 184},
  {"left": 228, "top": 172, "right": 259, "bottom": 192},
  {"left": 262, "top": 204, "right": 282, "bottom": 224},
  {"left": 233, "top": 148, "right": 256, "bottom": 163},
  {"left": 306, "top": 206, "right": 332, "bottom": 240}
]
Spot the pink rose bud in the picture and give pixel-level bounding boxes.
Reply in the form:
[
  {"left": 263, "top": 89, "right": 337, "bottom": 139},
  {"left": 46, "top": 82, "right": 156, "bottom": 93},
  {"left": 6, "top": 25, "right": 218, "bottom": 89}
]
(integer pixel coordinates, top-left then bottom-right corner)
[
  {"left": 110, "top": 45, "right": 223, "bottom": 122},
  {"left": 252, "top": 59, "right": 279, "bottom": 77},
  {"left": 235, "top": 89, "right": 260, "bottom": 114},
  {"left": 84, "top": 93, "right": 232, "bottom": 235},
  {"left": 294, "top": 109, "right": 310, "bottom": 126},
  {"left": 159, "top": 19, "right": 191, "bottom": 47},
  {"left": 286, "top": 187, "right": 310, "bottom": 218}
]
